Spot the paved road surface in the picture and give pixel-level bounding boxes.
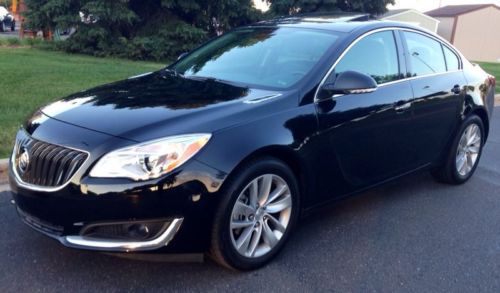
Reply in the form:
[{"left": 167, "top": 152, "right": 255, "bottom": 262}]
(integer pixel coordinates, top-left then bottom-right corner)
[{"left": 0, "top": 108, "right": 499, "bottom": 292}]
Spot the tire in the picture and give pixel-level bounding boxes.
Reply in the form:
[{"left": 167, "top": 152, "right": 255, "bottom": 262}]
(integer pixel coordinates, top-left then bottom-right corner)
[
  {"left": 11, "top": 22, "right": 15, "bottom": 32},
  {"left": 432, "top": 114, "right": 484, "bottom": 184},
  {"left": 209, "top": 157, "right": 300, "bottom": 270},
  {"left": 0, "top": 22, "right": 5, "bottom": 33}
]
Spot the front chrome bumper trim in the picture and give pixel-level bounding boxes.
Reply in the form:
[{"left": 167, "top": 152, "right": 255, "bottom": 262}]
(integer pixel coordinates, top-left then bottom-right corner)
[
  {"left": 60, "top": 218, "right": 184, "bottom": 252},
  {"left": 17, "top": 205, "right": 184, "bottom": 252}
]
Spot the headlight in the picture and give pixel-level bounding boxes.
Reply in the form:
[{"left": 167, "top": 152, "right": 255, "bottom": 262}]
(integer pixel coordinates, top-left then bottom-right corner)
[{"left": 89, "top": 134, "right": 211, "bottom": 181}]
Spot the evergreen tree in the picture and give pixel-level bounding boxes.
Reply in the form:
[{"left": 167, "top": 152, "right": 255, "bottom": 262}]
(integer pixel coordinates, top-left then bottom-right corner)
[
  {"left": 24, "top": 0, "right": 261, "bottom": 60},
  {"left": 268, "top": 0, "right": 394, "bottom": 15}
]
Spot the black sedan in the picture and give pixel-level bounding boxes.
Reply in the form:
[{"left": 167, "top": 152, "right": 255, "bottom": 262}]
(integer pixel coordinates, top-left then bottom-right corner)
[{"left": 9, "top": 15, "right": 496, "bottom": 270}]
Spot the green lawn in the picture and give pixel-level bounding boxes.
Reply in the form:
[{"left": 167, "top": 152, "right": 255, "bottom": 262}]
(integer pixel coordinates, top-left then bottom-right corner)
[
  {"left": 477, "top": 62, "right": 500, "bottom": 93},
  {"left": 0, "top": 48, "right": 164, "bottom": 158}
]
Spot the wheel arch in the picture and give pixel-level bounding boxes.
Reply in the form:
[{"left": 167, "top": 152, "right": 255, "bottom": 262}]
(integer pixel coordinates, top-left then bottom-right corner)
[
  {"left": 223, "top": 145, "right": 310, "bottom": 213},
  {"left": 471, "top": 107, "right": 489, "bottom": 141}
]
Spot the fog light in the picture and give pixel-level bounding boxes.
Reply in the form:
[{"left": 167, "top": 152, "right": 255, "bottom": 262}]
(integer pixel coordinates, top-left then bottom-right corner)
[
  {"left": 80, "top": 220, "right": 170, "bottom": 241},
  {"left": 128, "top": 223, "right": 150, "bottom": 239}
]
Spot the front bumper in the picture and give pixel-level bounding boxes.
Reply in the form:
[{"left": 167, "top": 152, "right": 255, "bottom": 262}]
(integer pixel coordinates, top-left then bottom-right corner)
[
  {"left": 9, "top": 120, "right": 226, "bottom": 253},
  {"left": 17, "top": 206, "right": 183, "bottom": 252},
  {"left": 10, "top": 158, "right": 224, "bottom": 253}
]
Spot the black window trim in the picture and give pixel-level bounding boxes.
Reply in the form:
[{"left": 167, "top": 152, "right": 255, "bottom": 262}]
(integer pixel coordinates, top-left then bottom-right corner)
[
  {"left": 400, "top": 30, "right": 462, "bottom": 77},
  {"left": 314, "top": 27, "right": 464, "bottom": 102}
]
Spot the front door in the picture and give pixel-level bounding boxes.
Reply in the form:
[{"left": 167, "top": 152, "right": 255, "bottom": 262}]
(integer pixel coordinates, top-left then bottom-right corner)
[{"left": 316, "top": 30, "right": 418, "bottom": 197}]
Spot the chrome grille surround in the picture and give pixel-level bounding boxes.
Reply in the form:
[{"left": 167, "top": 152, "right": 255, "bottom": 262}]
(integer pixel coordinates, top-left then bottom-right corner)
[{"left": 11, "top": 129, "right": 89, "bottom": 192}]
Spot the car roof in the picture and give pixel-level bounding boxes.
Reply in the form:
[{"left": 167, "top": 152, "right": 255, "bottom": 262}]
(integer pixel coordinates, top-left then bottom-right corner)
[{"left": 252, "top": 13, "right": 423, "bottom": 34}]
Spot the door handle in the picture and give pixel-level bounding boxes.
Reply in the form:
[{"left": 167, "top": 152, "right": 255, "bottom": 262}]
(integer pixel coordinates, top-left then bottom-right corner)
[
  {"left": 451, "top": 85, "right": 461, "bottom": 95},
  {"left": 395, "top": 101, "right": 412, "bottom": 112}
]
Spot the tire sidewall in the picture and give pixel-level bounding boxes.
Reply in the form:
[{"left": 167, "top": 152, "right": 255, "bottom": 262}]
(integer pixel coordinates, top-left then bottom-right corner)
[
  {"left": 214, "top": 158, "right": 300, "bottom": 270},
  {"left": 449, "top": 115, "right": 484, "bottom": 183}
]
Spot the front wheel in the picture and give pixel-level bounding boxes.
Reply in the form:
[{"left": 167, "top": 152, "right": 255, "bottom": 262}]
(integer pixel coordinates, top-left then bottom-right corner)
[
  {"left": 209, "top": 158, "right": 300, "bottom": 270},
  {"left": 11, "top": 22, "right": 15, "bottom": 32},
  {"left": 432, "top": 115, "right": 484, "bottom": 184}
]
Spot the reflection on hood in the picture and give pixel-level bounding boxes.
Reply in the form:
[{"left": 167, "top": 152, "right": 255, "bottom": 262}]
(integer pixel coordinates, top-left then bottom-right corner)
[{"left": 56, "top": 72, "right": 250, "bottom": 111}]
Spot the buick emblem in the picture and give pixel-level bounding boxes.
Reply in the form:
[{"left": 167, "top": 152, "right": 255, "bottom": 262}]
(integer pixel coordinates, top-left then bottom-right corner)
[{"left": 18, "top": 148, "right": 30, "bottom": 174}]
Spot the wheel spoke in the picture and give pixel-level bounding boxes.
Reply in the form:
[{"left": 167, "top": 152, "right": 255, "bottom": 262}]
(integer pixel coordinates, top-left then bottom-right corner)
[
  {"left": 236, "top": 226, "right": 254, "bottom": 254},
  {"left": 266, "top": 183, "right": 288, "bottom": 206},
  {"left": 247, "top": 225, "right": 262, "bottom": 257},
  {"left": 468, "top": 145, "right": 480, "bottom": 154},
  {"left": 265, "top": 193, "right": 292, "bottom": 213},
  {"left": 233, "top": 201, "right": 255, "bottom": 217},
  {"left": 231, "top": 219, "right": 254, "bottom": 230},
  {"left": 249, "top": 180, "right": 259, "bottom": 207},
  {"left": 258, "top": 175, "right": 273, "bottom": 206},
  {"left": 465, "top": 125, "right": 473, "bottom": 143},
  {"left": 466, "top": 153, "right": 474, "bottom": 172},
  {"left": 456, "top": 154, "right": 467, "bottom": 175},
  {"left": 470, "top": 133, "right": 481, "bottom": 146},
  {"left": 262, "top": 221, "right": 278, "bottom": 247},
  {"left": 266, "top": 213, "right": 286, "bottom": 233}
]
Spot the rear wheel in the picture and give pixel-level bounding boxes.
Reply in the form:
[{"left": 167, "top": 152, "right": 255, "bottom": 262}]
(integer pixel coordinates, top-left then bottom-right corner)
[
  {"left": 432, "top": 115, "right": 484, "bottom": 184},
  {"left": 0, "top": 22, "right": 5, "bottom": 32},
  {"left": 209, "top": 158, "right": 299, "bottom": 270},
  {"left": 11, "top": 21, "right": 15, "bottom": 32}
]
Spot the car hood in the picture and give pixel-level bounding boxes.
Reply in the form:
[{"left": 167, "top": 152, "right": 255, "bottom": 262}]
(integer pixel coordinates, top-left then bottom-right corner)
[{"left": 40, "top": 71, "right": 289, "bottom": 142}]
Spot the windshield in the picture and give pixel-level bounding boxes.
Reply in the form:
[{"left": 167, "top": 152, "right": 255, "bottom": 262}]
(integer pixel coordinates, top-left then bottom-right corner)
[{"left": 171, "top": 27, "right": 340, "bottom": 89}]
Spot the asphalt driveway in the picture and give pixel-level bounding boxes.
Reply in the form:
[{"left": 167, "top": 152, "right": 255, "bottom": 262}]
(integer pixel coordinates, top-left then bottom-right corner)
[{"left": 0, "top": 108, "right": 499, "bottom": 292}]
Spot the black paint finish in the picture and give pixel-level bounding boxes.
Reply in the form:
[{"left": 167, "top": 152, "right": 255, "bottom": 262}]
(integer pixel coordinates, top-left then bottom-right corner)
[{"left": 9, "top": 18, "right": 495, "bottom": 252}]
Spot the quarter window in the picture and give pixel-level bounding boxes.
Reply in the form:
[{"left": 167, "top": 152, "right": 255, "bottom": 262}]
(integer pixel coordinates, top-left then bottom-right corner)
[
  {"left": 334, "top": 31, "right": 400, "bottom": 84},
  {"left": 443, "top": 45, "right": 460, "bottom": 71},
  {"left": 404, "top": 31, "right": 446, "bottom": 76}
]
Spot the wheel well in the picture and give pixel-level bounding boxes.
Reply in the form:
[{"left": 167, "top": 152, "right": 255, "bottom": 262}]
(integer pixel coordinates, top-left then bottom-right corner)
[
  {"left": 472, "top": 108, "right": 489, "bottom": 140},
  {"left": 231, "top": 147, "right": 307, "bottom": 206}
]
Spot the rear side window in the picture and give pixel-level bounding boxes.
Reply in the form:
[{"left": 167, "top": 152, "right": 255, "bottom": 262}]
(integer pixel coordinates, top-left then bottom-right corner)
[
  {"left": 404, "top": 31, "right": 446, "bottom": 76},
  {"left": 334, "top": 31, "right": 400, "bottom": 84},
  {"left": 443, "top": 45, "right": 460, "bottom": 71}
]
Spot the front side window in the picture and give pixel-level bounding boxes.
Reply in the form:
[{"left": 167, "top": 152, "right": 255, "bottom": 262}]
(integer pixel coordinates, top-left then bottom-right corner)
[
  {"left": 404, "top": 31, "right": 446, "bottom": 76},
  {"left": 334, "top": 31, "right": 400, "bottom": 84},
  {"left": 172, "top": 27, "right": 340, "bottom": 90}
]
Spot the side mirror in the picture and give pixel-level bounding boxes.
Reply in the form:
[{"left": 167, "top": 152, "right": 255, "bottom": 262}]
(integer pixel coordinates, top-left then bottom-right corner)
[
  {"left": 177, "top": 52, "right": 188, "bottom": 60},
  {"left": 321, "top": 71, "right": 377, "bottom": 97}
]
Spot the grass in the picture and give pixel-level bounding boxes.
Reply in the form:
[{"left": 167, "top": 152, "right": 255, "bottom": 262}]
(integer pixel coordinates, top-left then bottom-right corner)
[
  {"left": 0, "top": 48, "right": 164, "bottom": 158},
  {"left": 477, "top": 62, "right": 500, "bottom": 93}
]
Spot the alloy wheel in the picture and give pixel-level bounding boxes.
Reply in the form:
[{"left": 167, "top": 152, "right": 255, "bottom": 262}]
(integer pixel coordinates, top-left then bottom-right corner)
[
  {"left": 229, "top": 174, "right": 292, "bottom": 258},
  {"left": 455, "top": 123, "right": 482, "bottom": 176}
]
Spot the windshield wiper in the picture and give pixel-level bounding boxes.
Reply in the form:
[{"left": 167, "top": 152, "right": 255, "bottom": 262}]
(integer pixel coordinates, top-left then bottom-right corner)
[
  {"left": 184, "top": 75, "right": 242, "bottom": 87},
  {"left": 162, "top": 68, "right": 183, "bottom": 77}
]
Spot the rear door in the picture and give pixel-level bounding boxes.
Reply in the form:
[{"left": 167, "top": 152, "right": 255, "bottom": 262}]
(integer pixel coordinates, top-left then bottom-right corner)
[{"left": 401, "top": 30, "right": 465, "bottom": 165}]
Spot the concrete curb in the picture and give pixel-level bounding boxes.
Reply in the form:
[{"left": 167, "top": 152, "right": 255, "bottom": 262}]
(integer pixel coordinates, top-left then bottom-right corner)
[
  {"left": 0, "top": 158, "right": 8, "bottom": 185},
  {"left": 495, "top": 94, "right": 500, "bottom": 106}
]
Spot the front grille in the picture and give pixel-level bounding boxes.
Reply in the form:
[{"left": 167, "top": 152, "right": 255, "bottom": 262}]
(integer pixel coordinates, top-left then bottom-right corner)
[{"left": 13, "top": 131, "right": 88, "bottom": 188}]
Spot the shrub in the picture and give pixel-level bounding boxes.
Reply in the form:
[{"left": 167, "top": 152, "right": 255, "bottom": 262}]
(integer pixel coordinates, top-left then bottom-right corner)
[
  {"left": 21, "top": 37, "right": 44, "bottom": 47},
  {"left": 6, "top": 37, "right": 21, "bottom": 46}
]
